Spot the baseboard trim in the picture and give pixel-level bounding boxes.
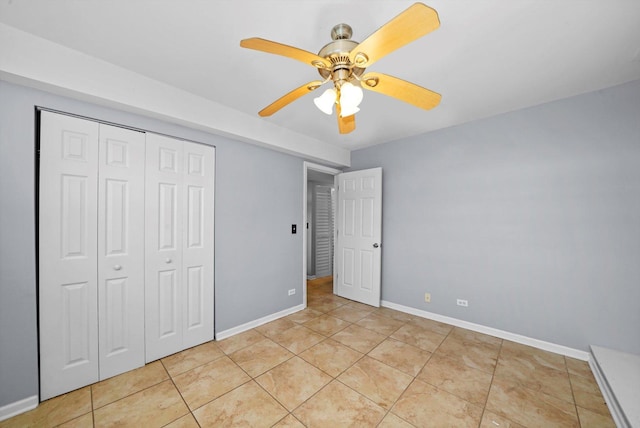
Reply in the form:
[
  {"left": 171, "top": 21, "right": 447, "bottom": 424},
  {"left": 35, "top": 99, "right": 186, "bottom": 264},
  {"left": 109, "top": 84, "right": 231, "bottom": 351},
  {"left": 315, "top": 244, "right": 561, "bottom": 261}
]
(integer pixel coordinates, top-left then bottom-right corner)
[
  {"left": 589, "top": 346, "right": 635, "bottom": 428},
  {"left": 215, "top": 304, "right": 305, "bottom": 341},
  {"left": 0, "top": 395, "right": 38, "bottom": 422},
  {"left": 381, "top": 300, "right": 590, "bottom": 361}
]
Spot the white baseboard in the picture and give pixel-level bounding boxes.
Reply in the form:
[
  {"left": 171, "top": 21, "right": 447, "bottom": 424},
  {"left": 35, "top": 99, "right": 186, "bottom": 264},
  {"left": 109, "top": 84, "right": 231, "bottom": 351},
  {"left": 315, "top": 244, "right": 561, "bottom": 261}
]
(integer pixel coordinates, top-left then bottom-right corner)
[
  {"left": 589, "top": 354, "right": 628, "bottom": 428},
  {"left": 0, "top": 395, "right": 38, "bottom": 422},
  {"left": 589, "top": 346, "right": 638, "bottom": 428},
  {"left": 215, "top": 304, "right": 305, "bottom": 341},
  {"left": 381, "top": 300, "right": 590, "bottom": 361}
]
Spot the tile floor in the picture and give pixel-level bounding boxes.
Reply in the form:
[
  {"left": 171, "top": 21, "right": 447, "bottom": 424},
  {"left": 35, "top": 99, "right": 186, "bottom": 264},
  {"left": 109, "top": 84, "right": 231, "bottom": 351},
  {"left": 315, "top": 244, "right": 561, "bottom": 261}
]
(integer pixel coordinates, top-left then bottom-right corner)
[{"left": 1, "top": 277, "right": 615, "bottom": 427}]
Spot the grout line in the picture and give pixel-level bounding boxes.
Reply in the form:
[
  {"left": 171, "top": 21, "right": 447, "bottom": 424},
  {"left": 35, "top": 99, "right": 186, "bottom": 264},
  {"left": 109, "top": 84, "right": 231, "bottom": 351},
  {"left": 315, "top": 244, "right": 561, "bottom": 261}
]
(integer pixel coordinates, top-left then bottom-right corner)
[
  {"left": 90, "top": 385, "right": 96, "bottom": 428},
  {"left": 479, "top": 336, "right": 505, "bottom": 427},
  {"left": 565, "top": 356, "right": 583, "bottom": 426}
]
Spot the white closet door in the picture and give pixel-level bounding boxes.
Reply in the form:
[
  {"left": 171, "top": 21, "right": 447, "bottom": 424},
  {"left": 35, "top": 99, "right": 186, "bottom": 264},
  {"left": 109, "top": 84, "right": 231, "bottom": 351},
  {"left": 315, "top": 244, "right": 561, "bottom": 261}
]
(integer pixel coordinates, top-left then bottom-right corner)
[
  {"left": 97, "top": 124, "right": 146, "bottom": 379},
  {"left": 145, "top": 133, "right": 184, "bottom": 362},
  {"left": 182, "top": 142, "right": 215, "bottom": 349},
  {"left": 39, "top": 111, "right": 100, "bottom": 400}
]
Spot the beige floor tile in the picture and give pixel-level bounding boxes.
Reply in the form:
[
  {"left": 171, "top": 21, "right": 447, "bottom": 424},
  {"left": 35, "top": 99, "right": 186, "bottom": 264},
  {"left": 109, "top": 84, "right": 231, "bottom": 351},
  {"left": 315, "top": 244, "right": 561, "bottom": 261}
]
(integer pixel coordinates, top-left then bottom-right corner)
[
  {"left": 56, "top": 412, "right": 93, "bottom": 428},
  {"left": 346, "top": 301, "right": 378, "bottom": 312},
  {"left": 229, "top": 337, "right": 293, "bottom": 377},
  {"left": 303, "top": 314, "right": 351, "bottom": 336},
  {"left": 323, "top": 294, "right": 351, "bottom": 305},
  {"left": 368, "top": 338, "right": 431, "bottom": 377},
  {"left": 255, "top": 317, "right": 297, "bottom": 338},
  {"left": 0, "top": 387, "right": 92, "bottom": 428},
  {"left": 499, "top": 340, "right": 566, "bottom": 372},
  {"left": 418, "top": 353, "right": 493, "bottom": 405},
  {"left": 93, "top": 380, "right": 188, "bottom": 427},
  {"left": 355, "top": 313, "right": 405, "bottom": 336},
  {"left": 450, "top": 327, "right": 503, "bottom": 348},
  {"left": 193, "top": 380, "right": 287, "bottom": 428},
  {"left": 576, "top": 405, "right": 616, "bottom": 428},
  {"left": 172, "top": 356, "right": 251, "bottom": 410},
  {"left": 270, "top": 325, "right": 325, "bottom": 354},
  {"left": 256, "top": 356, "right": 332, "bottom": 411},
  {"left": 92, "top": 361, "right": 169, "bottom": 409},
  {"left": 162, "top": 341, "right": 223, "bottom": 377},
  {"left": 331, "top": 324, "right": 387, "bottom": 353},
  {"left": 569, "top": 372, "right": 611, "bottom": 416},
  {"left": 286, "top": 308, "right": 323, "bottom": 324},
  {"left": 164, "top": 413, "right": 200, "bottom": 428},
  {"left": 565, "top": 356, "right": 593, "bottom": 378},
  {"left": 391, "top": 379, "right": 483, "bottom": 427},
  {"left": 299, "top": 338, "right": 363, "bottom": 377},
  {"left": 480, "top": 410, "right": 525, "bottom": 428},
  {"left": 216, "top": 329, "right": 264, "bottom": 354},
  {"left": 485, "top": 377, "right": 579, "bottom": 427},
  {"left": 329, "top": 305, "right": 376, "bottom": 323},
  {"left": 377, "top": 412, "right": 415, "bottom": 427},
  {"left": 435, "top": 334, "right": 500, "bottom": 374},
  {"left": 338, "top": 356, "right": 413, "bottom": 410},
  {"left": 310, "top": 300, "right": 345, "bottom": 313},
  {"left": 374, "top": 307, "right": 415, "bottom": 322},
  {"left": 407, "top": 317, "right": 454, "bottom": 336},
  {"left": 494, "top": 357, "right": 573, "bottom": 403},
  {"left": 390, "top": 323, "right": 446, "bottom": 352},
  {"left": 272, "top": 414, "right": 306, "bottom": 427},
  {"left": 293, "top": 380, "right": 386, "bottom": 426}
]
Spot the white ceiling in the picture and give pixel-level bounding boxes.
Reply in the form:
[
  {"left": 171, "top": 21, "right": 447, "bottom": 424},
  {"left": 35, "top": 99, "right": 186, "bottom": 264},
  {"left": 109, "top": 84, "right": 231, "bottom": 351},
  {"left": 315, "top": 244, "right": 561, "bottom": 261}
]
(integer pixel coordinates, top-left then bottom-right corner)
[{"left": 1, "top": 0, "right": 639, "bottom": 153}]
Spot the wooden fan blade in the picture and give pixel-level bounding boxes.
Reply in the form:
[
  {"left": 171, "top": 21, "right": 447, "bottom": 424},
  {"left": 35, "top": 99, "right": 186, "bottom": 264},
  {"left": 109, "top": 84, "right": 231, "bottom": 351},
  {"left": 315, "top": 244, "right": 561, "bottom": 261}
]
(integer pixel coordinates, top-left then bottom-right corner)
[
  {"left": 360, "top": 72, "right": 441, "bottom": 110},
  {"left": 337, "top": 104, "right": 356, "bottom": 134},
  {"left": 349, "top": 3, "right": 439, "bottom": 68},
  {"left": 241, "top": 38, "right": 331, "bottom": 69},
  {"left": 258, "top": 81, "right": 324, "bottom": 117}
]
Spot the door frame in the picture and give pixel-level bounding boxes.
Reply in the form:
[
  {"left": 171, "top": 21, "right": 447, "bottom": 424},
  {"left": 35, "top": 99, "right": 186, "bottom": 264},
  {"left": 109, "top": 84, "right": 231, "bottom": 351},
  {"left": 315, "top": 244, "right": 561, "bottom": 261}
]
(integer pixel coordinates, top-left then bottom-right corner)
[{"left": 302, "top": 161, "right": 341, "bottom": 307}]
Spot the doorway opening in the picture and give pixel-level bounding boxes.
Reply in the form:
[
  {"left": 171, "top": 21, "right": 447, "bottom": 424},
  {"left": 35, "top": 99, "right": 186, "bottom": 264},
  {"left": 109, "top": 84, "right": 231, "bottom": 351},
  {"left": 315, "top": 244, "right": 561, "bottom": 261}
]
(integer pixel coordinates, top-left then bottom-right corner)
[{"left": 302, "top": 162, "right": 341, "bottom": 307}]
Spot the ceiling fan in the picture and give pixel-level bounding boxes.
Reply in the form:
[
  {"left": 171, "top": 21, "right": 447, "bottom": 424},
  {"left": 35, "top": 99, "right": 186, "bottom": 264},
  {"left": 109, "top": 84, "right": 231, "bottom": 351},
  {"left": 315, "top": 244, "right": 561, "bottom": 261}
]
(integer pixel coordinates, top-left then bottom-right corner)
[{"left": 240, "top": 2, "right": 442, "bottom": 134}]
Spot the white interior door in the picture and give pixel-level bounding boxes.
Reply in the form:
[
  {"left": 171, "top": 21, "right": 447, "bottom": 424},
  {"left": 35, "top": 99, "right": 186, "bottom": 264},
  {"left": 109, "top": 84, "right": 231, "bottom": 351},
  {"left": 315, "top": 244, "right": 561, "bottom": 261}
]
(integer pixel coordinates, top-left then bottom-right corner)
[
  {"left": 335, "top": 168, "right": 382, "bottom": 307},
  {"left": 145, "top": 133, "right": 184, "bottom": 362},
  {"left": 39, "top": 111, "right": 100, "bottom": 400},
  {"left": 97, "top": 124, "right": 146, "bottom": 379},
  {"left": 181, "top": 142, "right": 215, "bottom": 349}
]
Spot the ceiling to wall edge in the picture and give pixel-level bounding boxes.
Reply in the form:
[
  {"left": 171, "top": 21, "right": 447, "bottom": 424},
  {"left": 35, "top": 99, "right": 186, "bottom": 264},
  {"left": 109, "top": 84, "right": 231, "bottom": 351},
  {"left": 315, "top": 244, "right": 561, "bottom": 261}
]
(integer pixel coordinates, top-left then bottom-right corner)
[{"left": 0, "top": 23, "right": 351, "bottom": 168}]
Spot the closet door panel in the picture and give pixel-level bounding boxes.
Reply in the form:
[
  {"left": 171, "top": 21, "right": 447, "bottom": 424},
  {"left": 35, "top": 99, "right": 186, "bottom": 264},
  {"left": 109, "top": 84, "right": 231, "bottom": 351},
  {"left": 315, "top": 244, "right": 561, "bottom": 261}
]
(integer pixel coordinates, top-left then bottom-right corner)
[
  {"left": 97, "top": 124, "right": 146, "bottom": 379},
  {"left": 182, "top": 143, "right": 215, "bottom": 348},
  {"left": 39, "top": 111, "right": 100, "bottom": 400},
  {"left": 145, "top": 133, "right": 184, "bottom": 362}
]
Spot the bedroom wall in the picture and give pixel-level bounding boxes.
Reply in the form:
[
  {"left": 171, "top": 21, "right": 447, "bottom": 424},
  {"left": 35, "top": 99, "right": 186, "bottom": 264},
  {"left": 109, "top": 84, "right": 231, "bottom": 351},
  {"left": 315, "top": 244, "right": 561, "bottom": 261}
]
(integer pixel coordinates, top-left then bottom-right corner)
[
  {"left": 0, "top": 80, "right": 304, "bottom": 408},
  {"left": 350, "top": 79, "right": 640, "bottom": 355}
]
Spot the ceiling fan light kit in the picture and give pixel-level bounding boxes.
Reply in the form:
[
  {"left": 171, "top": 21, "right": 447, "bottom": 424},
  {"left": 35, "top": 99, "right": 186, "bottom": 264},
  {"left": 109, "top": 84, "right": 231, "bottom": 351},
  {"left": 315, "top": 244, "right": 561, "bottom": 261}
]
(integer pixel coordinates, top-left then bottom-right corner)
[{"left": 240, "top": 2, "right": 442, "bottom": 134}]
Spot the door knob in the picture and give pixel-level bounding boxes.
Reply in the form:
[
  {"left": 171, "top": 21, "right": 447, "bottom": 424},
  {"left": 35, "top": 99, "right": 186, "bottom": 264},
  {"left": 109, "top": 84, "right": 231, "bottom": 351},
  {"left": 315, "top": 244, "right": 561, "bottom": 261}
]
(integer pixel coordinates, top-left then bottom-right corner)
[
  {"left": 165, "top": 258, "right": 172, "bottom": 264},
  {"left": 373, "top": 243, "right": 379, "bottom": 248},
  {"left": 113, "top": 264, "right": 122, "bottom": 271}
]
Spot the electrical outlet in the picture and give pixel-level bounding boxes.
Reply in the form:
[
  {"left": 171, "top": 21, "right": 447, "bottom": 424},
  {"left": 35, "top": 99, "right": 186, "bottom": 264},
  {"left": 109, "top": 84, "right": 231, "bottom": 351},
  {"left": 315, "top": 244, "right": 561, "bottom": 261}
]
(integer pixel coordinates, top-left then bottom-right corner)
[
  {"left": 288, "top": 289, "right": 296, "bottom": 296},
  {"left": 456, "top": 299, "right": 468, "bottom": 307},
  {"left": 424, "top": 293, "right": 431, "bottom": 303}
]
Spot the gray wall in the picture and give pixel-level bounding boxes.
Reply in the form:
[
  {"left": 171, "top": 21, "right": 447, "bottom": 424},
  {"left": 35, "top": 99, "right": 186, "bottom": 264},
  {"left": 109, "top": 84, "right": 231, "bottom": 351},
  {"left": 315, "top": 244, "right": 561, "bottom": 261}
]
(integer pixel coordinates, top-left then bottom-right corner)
[
  {"left": 351, "top": 79, "right": 640, "bottom": 355},
  {"left": 0, "top": 80, "right": 304, "bottom": 408}
]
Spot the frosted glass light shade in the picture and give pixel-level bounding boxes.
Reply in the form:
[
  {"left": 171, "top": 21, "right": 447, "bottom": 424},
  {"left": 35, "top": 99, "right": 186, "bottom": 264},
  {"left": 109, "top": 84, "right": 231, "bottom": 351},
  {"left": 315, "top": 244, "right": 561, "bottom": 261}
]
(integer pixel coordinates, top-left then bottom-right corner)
[
  {"left": 340, "top": 104, "right": 360, "bottom": 117},
  {"left": 339, "top": 82, "right": 363, "bottom": 117},
  {"left": 314, "top": 89, "right": 337, "bottom": 115}
]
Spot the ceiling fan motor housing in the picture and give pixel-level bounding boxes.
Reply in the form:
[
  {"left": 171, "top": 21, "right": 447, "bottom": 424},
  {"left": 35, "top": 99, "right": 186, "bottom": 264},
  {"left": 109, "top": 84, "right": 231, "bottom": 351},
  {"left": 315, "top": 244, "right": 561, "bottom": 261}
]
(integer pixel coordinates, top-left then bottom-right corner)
[{"left": 317, "top": 24, "right": 365, "bottom": 83}]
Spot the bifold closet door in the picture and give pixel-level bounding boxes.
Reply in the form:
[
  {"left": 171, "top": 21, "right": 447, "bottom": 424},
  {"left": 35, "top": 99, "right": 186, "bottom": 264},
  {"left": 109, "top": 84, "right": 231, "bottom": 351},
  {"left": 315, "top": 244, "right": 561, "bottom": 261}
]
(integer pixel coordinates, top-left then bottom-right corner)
[
  {"left": 97, "top": 124, "right": 146, "bottom": 379},
  {"left": 39, "top": 112, "right": 146, "bottom": 399},
  {"left": 145, "top": 133, "right": 214, "bottom": 362},
  {"left": 182, "top": 142, "right": 215, "bottom": 349},
  {"left": 39, "top": 112, "right": 100, "bottom": 400}
]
